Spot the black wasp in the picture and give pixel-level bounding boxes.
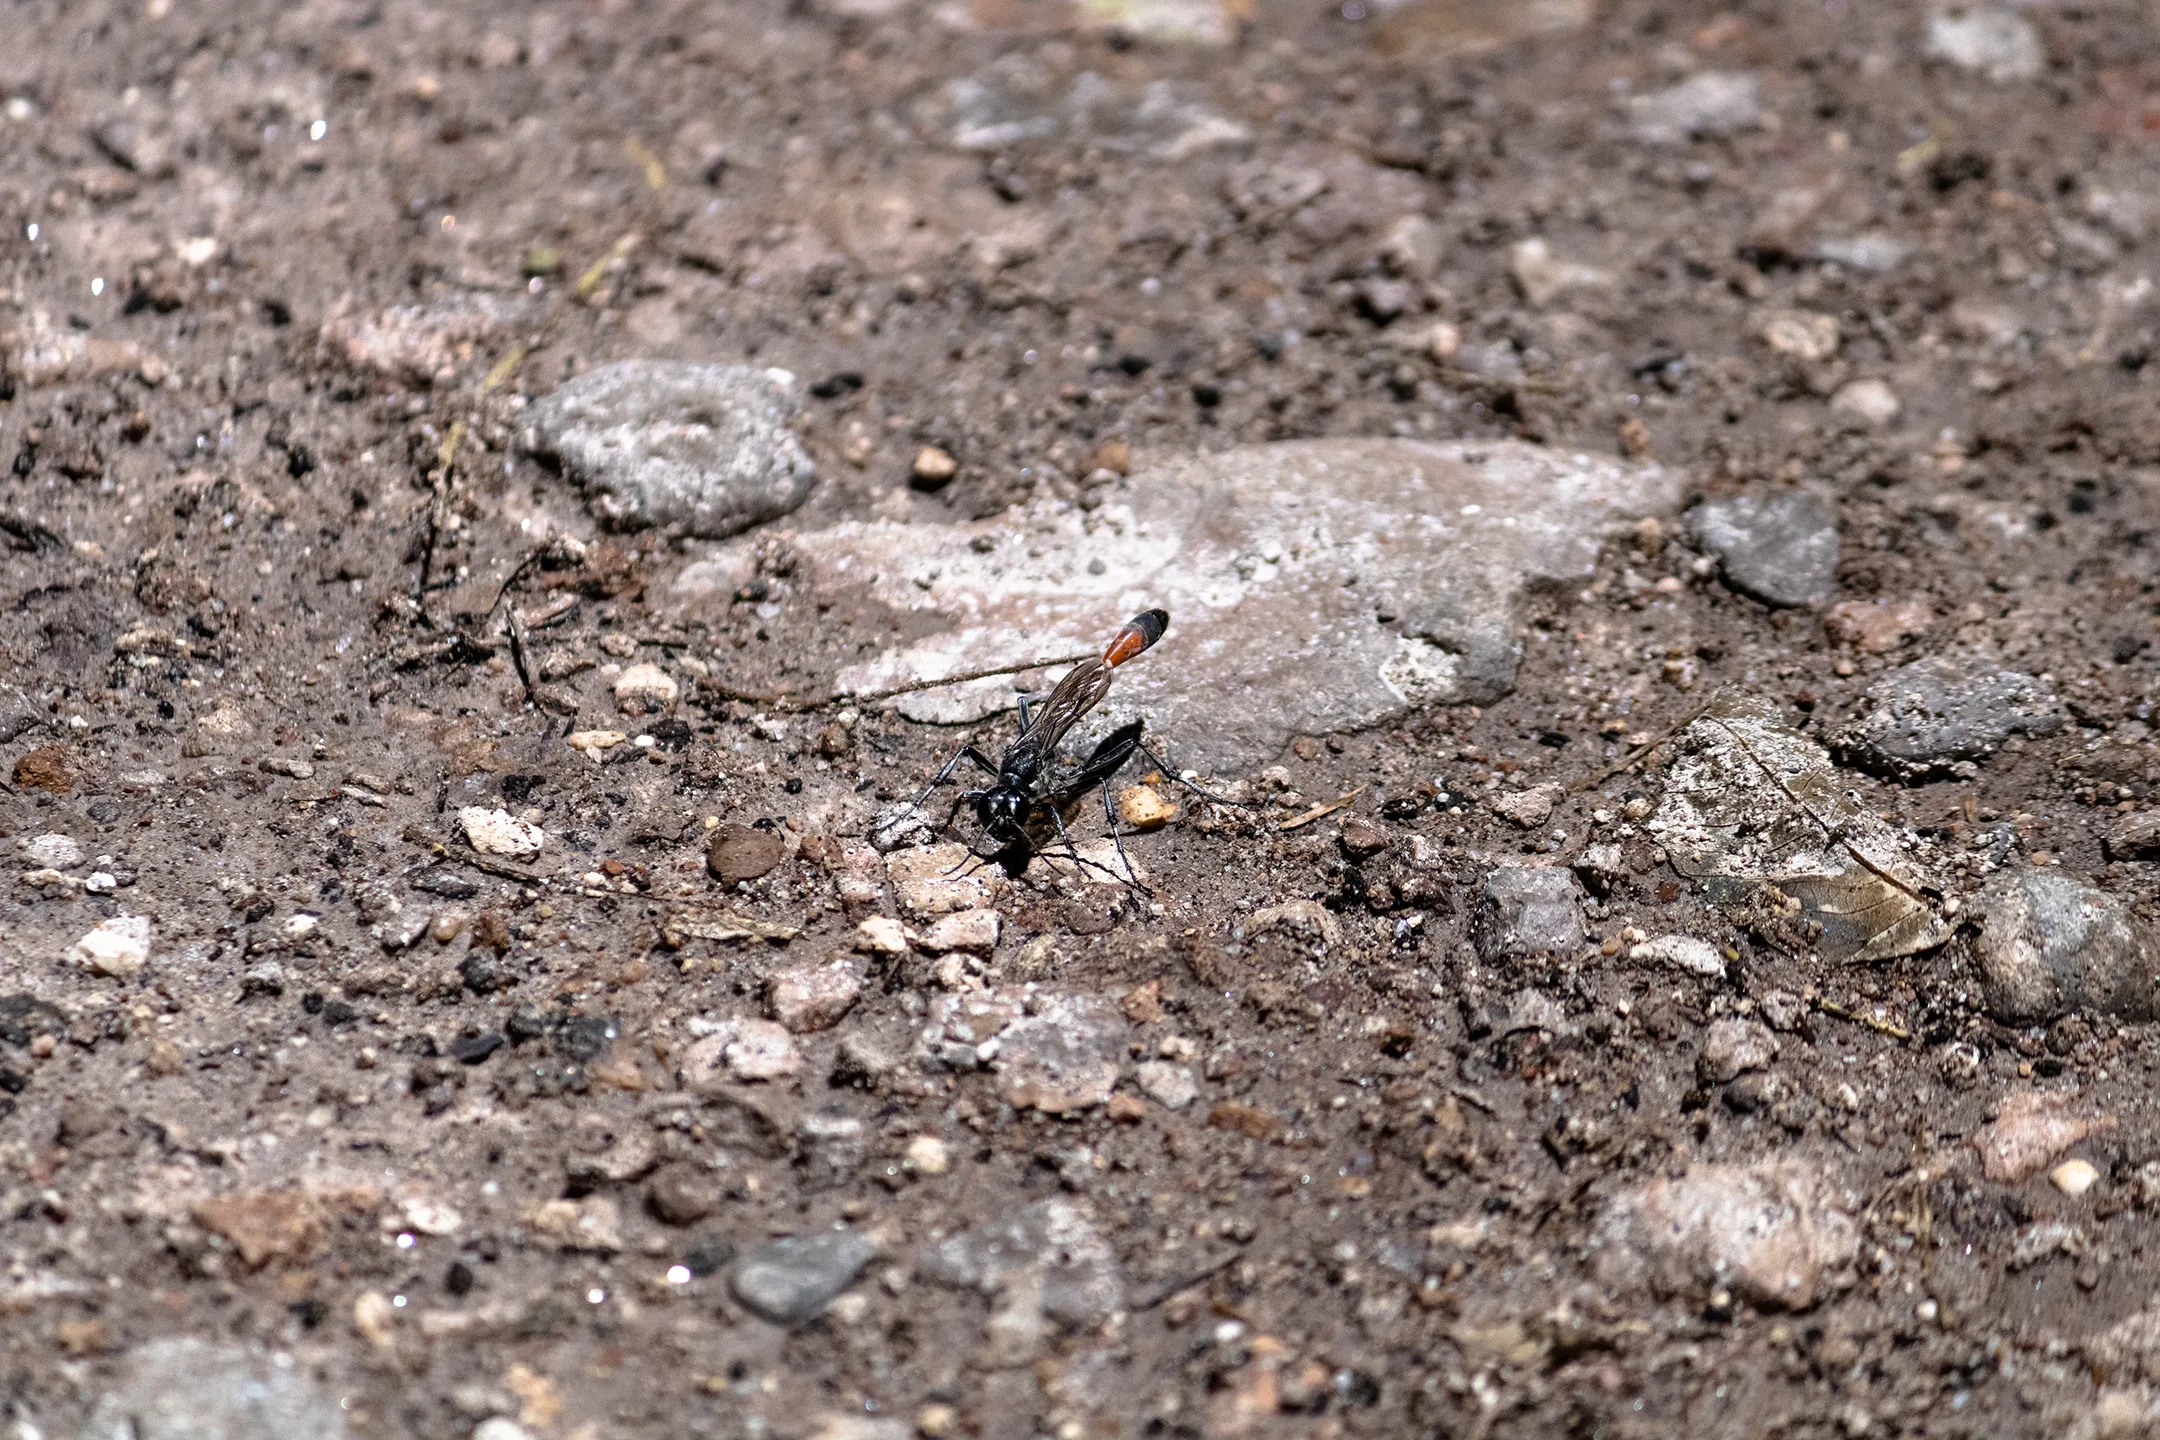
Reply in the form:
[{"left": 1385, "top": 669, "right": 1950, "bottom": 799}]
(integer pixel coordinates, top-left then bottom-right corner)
[{"left": 904, "top": 607, "right": 1205, "bottom": 885}]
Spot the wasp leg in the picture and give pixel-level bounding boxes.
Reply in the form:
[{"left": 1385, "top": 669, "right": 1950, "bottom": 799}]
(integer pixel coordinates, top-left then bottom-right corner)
[
  {"left": 1134, "top": 739, "right": 1248, "bottom": 806},
  {"left": 1095, "top": 777, "right": 1151, "bottom": 894}
]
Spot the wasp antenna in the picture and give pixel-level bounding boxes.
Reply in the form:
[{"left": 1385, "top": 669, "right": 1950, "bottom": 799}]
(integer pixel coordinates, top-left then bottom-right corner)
[{"left": 1103, "top": 608, "right": 1170, "bottom": 668}]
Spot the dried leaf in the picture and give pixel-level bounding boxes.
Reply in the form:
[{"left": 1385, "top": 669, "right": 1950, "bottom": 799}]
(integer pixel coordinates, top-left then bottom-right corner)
[{"left": 1652, "top": 690, "right": 1950, "bottom": 963}]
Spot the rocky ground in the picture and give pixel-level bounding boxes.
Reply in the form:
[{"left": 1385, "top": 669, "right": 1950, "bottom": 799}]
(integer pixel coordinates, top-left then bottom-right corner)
[{"left": 5, "top": 0, "right": 2160, "bottom": 1436}]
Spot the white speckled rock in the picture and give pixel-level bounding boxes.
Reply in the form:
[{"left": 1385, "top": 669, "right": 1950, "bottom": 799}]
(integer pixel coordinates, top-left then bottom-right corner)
[
  {"left": 526, "top": 361, "right": 815, "bottom": 539},
  {"left": 457, "top": 806, "right": 545, "bottom": 861},
  {"left": 68, "top": 915, "right": 152, "bottom": 977}
]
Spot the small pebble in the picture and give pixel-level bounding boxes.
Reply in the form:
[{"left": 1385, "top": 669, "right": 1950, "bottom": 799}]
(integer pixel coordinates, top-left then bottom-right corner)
[
  {"left": 1117, "top": 785, "right": 1178, "bottom": 829},
  {"left": 458, "top": 806, "right": 545, "bottom": 861},
  {"left": 613, "top": 662, "right": 679, "bottom": 715},
  {"left": 2052, "top": 1159, "right": 2100, "bottom": 1197},
  {"left": 911, "top": 446, "right": 958, "bottom": 487},
  {"left": 21, "top": 834, "right": 84, "bottom": 870},
  {"left": 68, "top": 915, "right": 152, "bottom": 977},
  {"left": 905, "top": 1135, "right": 951, "bottom": 1177}
]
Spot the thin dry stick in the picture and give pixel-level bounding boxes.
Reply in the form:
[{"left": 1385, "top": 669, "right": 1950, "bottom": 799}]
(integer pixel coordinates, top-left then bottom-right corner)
[
  {"left": 1278, "top": 786, "right": 1366, "bottom": 832},
  {"left": 1568, "top": 701, "right": 1711, "bottom": 793}
]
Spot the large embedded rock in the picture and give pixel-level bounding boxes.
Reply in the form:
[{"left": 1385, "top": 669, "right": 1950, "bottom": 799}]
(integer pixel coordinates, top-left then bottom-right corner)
[{"left": 678, "top": 439, "right": 1681, "bottom": 774}]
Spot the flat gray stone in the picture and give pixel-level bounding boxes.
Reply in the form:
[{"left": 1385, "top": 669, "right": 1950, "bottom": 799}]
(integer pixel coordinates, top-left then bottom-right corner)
[
  {"left": 729, "top": 1230, "right": 870, "bottom": 1325},
  {"left": 1974, "top": 869, "right": 2160, "bottom": 1025},
  {"left": 85, "top": 1338, "right": 347, "bottom": 1440},
  {"left": 678, "top": 439, "right": 1680, "bottom": 774},
  {"left": 1834, "top": 656, "right": 2060, "bottom": 780},
  {"left": 1687, "top": 490, "right": 1839, "bottom": 609},
  {"left": 1475, "top": 864, "right": 1584, "bottom": 959},
  {"left": 527, "top": 361, "right": 816, "bottom": 539}
]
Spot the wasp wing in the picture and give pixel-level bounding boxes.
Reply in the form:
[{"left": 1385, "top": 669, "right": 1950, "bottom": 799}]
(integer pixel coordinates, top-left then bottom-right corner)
[{"left": 1005, "top": 657, "right": 1113, "bottom": 777}]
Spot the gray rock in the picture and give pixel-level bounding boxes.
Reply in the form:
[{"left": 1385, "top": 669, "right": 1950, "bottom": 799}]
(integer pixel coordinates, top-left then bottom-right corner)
[
  {"left": 920, "top": 1198, "right": 1123, "bottom": 1326},
  {"left": 1834, "top": 657, "right": 2060, "bottom": 780},
  {"left": 796, "top": 1109, "right": 869, "bottom": 1191},
  {"left": 1687, "top": 490, "right": 1839, "bottom": 609},
  {"left": 729, "top": 1230, "right": 872, "bottom": 1325},
  {"left": 1697, "top": 1017, "right": 1780, "bottom": 1084},
  {"left": 527, "top": 361, "right": 815, "bottom": 539},
  {"left": 1627, "top": 71, "right": 1762, "bottom": 145},
  {"left": 1592, "top": 1160, "right": 1859, "bottom": 1311},
  {"left": 679, "top": 439, "right": 1681, "bottom": 774},
  {"left": 1926, "top": 9, "right": 2044, "bottom": 83},
  {"left": 21, "top": 832, "right": 84, "bottom": 869},
  {"left": 2105, "top": 811, "right": 2160, "bottom": 861},
  {"left": 1475, "top": 864, "right": 1584, "bottom": 959},
  {"left": 1973, "top": 869, "right": 2160, "bottom": 1025},
  {"left": 930, "top": 63, "right": 1248, "bottom": 160},
  {"left": 84, "top": 1338, "right": 348, "bottom": 1440}
]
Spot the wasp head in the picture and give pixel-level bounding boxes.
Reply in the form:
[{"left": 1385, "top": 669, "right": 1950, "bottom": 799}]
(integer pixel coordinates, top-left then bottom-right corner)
[{"left": 975, "top": 786, "right": 1033, "bottom": 845}]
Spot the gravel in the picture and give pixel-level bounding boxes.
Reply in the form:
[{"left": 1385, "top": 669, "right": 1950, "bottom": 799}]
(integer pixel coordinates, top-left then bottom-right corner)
[
  {"left": 1474, "top": 864, "right": 1584, "bottom": 959},
  {"left": 1686, "top": 489, "right": 1840, "bottom": 609},
  {"left": 729, "top": 1231, "right": 872, "bottom": 1325},
  {"left": 525, "top": 361, "right": 817, "bottom": 539}
]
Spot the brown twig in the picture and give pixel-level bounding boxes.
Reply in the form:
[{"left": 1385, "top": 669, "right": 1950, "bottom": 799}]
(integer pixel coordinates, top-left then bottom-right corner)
[
  {"left": 1568, "top": 702, "right": 1711, "bottom": 794},
  {"left": 1278, "top": 786, "right": 1367, "bottom": 832}
]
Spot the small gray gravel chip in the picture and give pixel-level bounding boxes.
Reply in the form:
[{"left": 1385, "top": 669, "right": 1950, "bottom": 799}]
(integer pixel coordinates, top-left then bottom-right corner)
[
  {"left": 1686, "top": 489, "right": 1839, "bottom": 609},
  {"left": 1475, "top": 864, "right": 1585, "bottom": 960},
  {"left": 526, "top": 360, "right": 816, "bottom": 539},
  {"left": 728, "top": 1230, "right": 871, "bottom": 1325}
]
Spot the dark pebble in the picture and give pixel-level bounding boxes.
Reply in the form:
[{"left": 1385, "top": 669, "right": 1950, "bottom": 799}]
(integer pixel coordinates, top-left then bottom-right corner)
[{"left": 449, "top": 1031, "right": 505, "bottom": 1065}]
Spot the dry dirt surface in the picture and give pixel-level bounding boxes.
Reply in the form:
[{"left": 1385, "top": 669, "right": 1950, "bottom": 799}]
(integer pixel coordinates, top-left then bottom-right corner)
[{"left": 7, "top": 0, "right": 2160, "bottom": 1436}]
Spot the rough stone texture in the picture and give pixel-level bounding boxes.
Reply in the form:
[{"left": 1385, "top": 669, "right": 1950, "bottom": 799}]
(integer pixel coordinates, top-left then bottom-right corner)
[
  {"left": 921, "top": 909, "right": 1001, "bottom": 954},
  {"left": 708, "top": 822, "right": 786, "bottom": 884},
  {"left": 1697, "top": 1018, "right": 1780, "bottom": 1084},
  {"left": 319, "top": 294, "right": 524, "bottom": 388},
  {"left": 994, "top": 993, "right": 1127, "bottom": 1114},
  {"left": 1655, "top": 691, "right": 1951, "bottom": 964},
  {"left": 2106, "top": 811, "right": 2160, "bottom": 861},
  {"left": 85, "top": 1339, "right": 347, "bottom": 1438},
  {"left": 69, "top": 914, "right": 152, "bottom": 977},
  {"left": 21, "top": 833, "right": 83, "bottom": 869},
  {"left": 920, "top": 1198, "right": 1123, "bottom": 1326},
  {"left": 1134, "top": 1061, "right": 1198, "bottom": 1110},
  {"left": 925, "top": 65, "right": 1248, "bottom": 161},
  {"left": 526, "top": 361, "right": 816, "bottom": 539},
  {"left": 1593, "top": 1159, "right": 1859, "bottom": 1310},
  {"left": 1834, "top": 656, "right": 2060, "bottom": 780},
  {"left": 1626, "top": 71, "right": 1762, "bottom": 145},
  {"left": 458, "top": 806, "right": 545, "bottom": 860},
  {"left": 730, "top": 1231, "right": 872, "bottom": 1325},
  {"left": 1973, "top": 1091, "right": 2117, "bottom": 1183},
  {"left": 681, "top": 439, "right": 1681, "bottom": 774},
  {"left": 1927, "top": 9, "right": 2045, "bottom": 83},
  {"left": 1474, "top": 864, "right": 1583, "bottom": 959},
  {"left": 612, "top": 662, "right": 679, "bottom": 715},
  {"left": 1973, "top": 869, "right": 2160, "bottom": 1025},
  {"left": 1631, "top": 935, "right": 1726, "bottom": 978},
  {"left": 1490, "top": 781, "right": 1563, "bottom": 830},
  {"left": 766, "top": 960, "right": 863, "bottom": 1033},
  {"left": 1687, "top": 490, "right": 1839, "bottom": 609}
]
